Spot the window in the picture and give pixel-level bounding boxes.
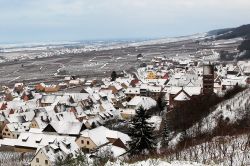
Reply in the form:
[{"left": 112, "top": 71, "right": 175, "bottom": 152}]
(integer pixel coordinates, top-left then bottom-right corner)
[
  {"left": 81, "top": 140, "right": 84, "bottom": 144},
  {"left": 36, "top": 158, "right": 39, "bottom": 163},
  {"left": 45, "top": 160, "right": 48, "bottom": 165},
  {"left": 5, "top": 128, "right": 8, "bottom": 132},
  {"left": 3, "top": 133, "right": 6, "bottom": 135},
  {"left": 87, "top": 141, "right": 89, "bottom": 145}
]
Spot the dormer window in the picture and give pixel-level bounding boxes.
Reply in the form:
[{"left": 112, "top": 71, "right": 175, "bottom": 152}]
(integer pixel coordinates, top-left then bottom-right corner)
[
  {"left": 22, "top": 136, "right": 29, "bottom": 142},
  {"left": 35, "top": 138, "right": 42, "bottom": 143},
  {"left": 51, "top": 144, "right": 59, "bottom": 153}
]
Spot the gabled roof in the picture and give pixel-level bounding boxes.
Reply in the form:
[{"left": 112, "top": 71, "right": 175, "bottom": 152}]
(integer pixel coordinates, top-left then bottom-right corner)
[
  {"left": 6, "top": 122, "right": 31, "bottom": 133},
  {"left": 184, "top": 87, "right": 202, "bottom": 96},
  {"left": 45, "top": 121, "right": 84, "bottom": 135},
  {"left": 105, "top": 130, "right": 131, "bottom": 144},
  {"left": 38, "top": 138, "right": 79, "bottom": 163},
  {"left": 1, "top": 132, "right": 77, "bottom": 153},
  {"left": 7, "top": 114, "right": 26, "bottom": 123},
  {"left": 80, "top": 126, "right": 109, "bottom": 146},
  {"left": 127, "top": 96, "right": 157, "bottom": 110},
  {"left": 80, "top": 126, "right": 130, "bottom": 147},
  {"left": 174, "top": 90, "right": 191, "bottom": 101},
  {"left": 55, "top": 111, "right": 78, "bottom": 122}
]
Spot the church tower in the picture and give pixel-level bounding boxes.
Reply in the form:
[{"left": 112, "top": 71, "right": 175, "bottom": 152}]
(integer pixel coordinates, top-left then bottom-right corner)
[{"left": 203, "top": 63, "right": 214, "bottom": 95}]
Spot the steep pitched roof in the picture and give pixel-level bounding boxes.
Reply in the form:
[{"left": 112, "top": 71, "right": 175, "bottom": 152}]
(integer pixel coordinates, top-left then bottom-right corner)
[
  {"left": 80, "top": 126, "right": 109, "bottom": 146},
  {"left": 127, "top": 96, "right": 157, "bottom": 109},
  {"left": 174, "top": 90, "right": 191, "bottom": 101}
]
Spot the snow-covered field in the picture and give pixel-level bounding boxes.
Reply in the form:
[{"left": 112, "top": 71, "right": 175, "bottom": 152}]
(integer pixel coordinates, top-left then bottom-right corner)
[
  {"left": 0, "top": 34, "right": 206, "bottom": 63},
  {"left": 212, "top": 37, "right": 243, "bottom": 47}
]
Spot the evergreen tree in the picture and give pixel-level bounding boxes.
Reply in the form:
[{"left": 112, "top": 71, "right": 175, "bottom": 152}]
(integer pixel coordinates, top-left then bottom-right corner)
[
  {"left": 161, "top": 118, "right": 170, "bottom": 148},
  {"left": 73, "top": 149, "right": 88, "bottom": 166},
  {"left": 157, "top": 94, "right": 166, "bottom": 113},
  {"left": 111, "top": 71, "right": 117, "bottom": 81},
  {"left": 128, "top": 106, "right": 156, "bottom": 155},
  {"left": 55, "top": 150, "right": 88, "bottom": 166}
]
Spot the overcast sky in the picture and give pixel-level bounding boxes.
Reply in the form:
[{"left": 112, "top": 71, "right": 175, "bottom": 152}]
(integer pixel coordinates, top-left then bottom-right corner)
[{"left": 0, "top": 0, "right": 250, "bottom": 43}]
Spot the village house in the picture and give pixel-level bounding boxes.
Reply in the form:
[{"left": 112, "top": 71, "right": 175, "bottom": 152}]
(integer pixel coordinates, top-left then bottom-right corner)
[
  {"left": 30, "top": 138, "right": 79, "bottom": 166},
  {"left": 139, "top": 84, "right": 162, "bottom": 100},
  {"left": 35, "top": 83, "right": 59, "bottom": 93},
  {"left": 167, "top": 86, "right": 202, "bottom": 109},
  {"left": 2, "top": 122, "right": 31, "bottom": 139},
  {"left": 42, "top": 121, "right": 85, "bottom": 136},
  {"left": 120, "top": 96, "right": 157, "bottom": 119},
  {"left": 126, "top": 96, "right": 157, "bottom": 110},
  {"left": 0, "top": 132, "right": 77, "bottom": 153},
  {"left": 39, "top": 95, "right": 57, "bottom": 107},
  {"left": 30, "top": 116, "right": 49, "bottom": 129},
  {"left": 124, "top": 87, "right": 140, "bottom": 99},
  {"left": 0, "top": 113, "right": 7, "bottom": 138},
  {"left": 14, "top": 83, "right": 24, "bottom": 94},
  {"left": 146, "top": 71, "right": 157, "bottom": 79},
  {"left": 75, "top": 126, "right": 130, "bottom": 152}
]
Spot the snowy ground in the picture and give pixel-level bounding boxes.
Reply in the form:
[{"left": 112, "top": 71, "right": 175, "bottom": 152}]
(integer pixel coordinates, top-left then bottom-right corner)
[{"left": 106, "top": 159, "right": 207, "bottom": 166}]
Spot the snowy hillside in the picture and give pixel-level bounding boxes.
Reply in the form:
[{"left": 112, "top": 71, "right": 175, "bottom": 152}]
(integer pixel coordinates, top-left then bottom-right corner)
[
  {"left": 164, "top": 88, "right": 250, "bottom": 165},
  {"left": 166, "top": 134, "right": 250, "bottom": 166},
  {"left": 186, "top": 88, "right": 250, "bottom": 137}
]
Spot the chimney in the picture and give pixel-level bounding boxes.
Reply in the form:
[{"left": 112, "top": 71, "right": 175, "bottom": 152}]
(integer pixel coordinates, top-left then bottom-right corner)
[{"left": 45, "top": 146, "right": 49, "bottom": 152}]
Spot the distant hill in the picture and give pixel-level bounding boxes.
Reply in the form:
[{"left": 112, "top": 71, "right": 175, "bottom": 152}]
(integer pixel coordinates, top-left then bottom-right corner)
[
  {"left": 209, "top": 24, "right": 250, "bottom": 40},
  {"left": 207, "top": 28, "right": 234, "bottom": 36}
]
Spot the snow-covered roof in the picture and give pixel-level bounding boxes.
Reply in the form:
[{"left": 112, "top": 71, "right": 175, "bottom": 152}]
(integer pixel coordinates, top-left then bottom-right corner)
[
  {"left": 47, "top": 121, "right": 83, "bottom": 135},
  {"left": 80, "top": 126, "right": 110, "bottom": 146},
  {"left": 174, "top": 91, "right": 190, "bottom": 101},
  {"left": 80, "top": 126, "right": 130, "bottom": 147},
  {"left": 105, "top": 130, "right": 131, "bottom": 144},
  {"left": 6, "top": 122, "right": 31, "bottom": 133},
  {"left": 40, "top": 95, "right": 57, "bottom": 104},
  {"left": 128, "top": 96, "right": 157, "bottom": 110},
  {"left": 6, "top": 132, "right": 76, "bottom": 149}
]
